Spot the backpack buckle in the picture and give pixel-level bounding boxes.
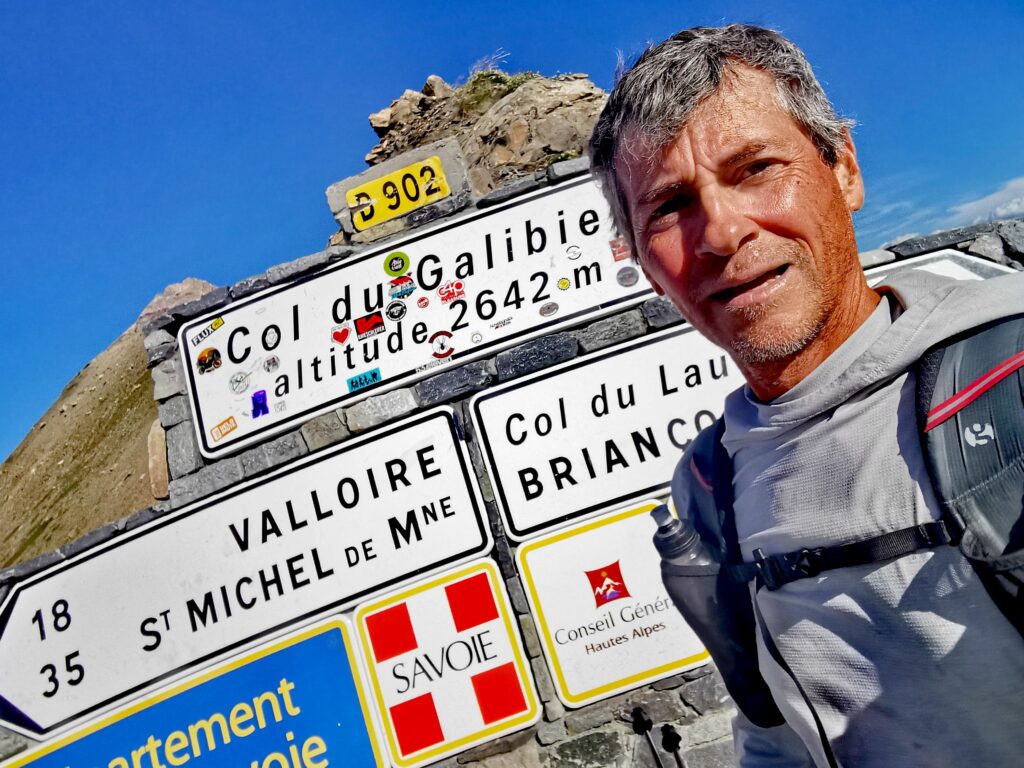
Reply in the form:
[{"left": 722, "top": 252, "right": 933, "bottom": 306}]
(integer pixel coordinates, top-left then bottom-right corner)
[{"left": 753, "top": 547, "right": 823, "bottom": 591}]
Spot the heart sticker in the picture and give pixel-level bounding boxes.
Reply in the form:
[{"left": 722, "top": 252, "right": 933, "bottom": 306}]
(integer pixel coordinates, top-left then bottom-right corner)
[{"left": 332, "top": 327, "right": 350, "bottom": 344}]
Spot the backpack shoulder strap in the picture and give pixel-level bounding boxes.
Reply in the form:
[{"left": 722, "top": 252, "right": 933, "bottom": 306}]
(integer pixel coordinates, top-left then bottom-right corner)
[{"left": 916, "top": 313, "right": 1024, "bottom": 629}]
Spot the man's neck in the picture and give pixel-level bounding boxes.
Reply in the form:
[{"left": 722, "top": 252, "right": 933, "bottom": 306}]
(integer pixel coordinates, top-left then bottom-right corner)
[{"left": 741, "top": 285, "right": 882, "bottom": 402}]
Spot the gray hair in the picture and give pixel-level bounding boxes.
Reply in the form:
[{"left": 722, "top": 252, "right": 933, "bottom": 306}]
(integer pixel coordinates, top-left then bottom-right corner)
[{"left": 589, "top": 24, "right": 855, "bottom": 253}]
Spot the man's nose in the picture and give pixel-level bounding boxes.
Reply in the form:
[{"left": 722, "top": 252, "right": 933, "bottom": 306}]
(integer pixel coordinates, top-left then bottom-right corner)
[{"left": 694, "top": 186, "right": 756, "bottom": 258}]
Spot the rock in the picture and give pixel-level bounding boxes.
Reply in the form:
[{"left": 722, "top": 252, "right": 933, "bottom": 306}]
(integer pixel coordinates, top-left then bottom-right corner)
[
  {"left": 614, "top": 689, "right": 690, "bottom": 725},
  {"left": 967, "top": 233, "right": 1007, "bottom": 262},
  {"left": 544, "top": 698, "right": 566, "bottom": 723},
  {"left": 170, "top": 286, "right": 231, "bottom": 322},
  {"left": 496, "top": 334, "right": 578, "bottom": 381},
  {"left": 57, "top": 523, "right": 118, "bottom": 559},
  {"left": 116, "top": 506, "right": 164, "bottom": 533},
  {"left": 996, "top": 219, "right": 1024, "bottom": 256},
  {"left": 0, "top": 725, "right": 29, "bottom": 762},
  {"left": 151, "top": 356, "right": 186, "bottom": 401},
  {"left": 300, "top": 410, "right": 350, "bottom": 451},
  {"left": 477, "top": 175, "right": 545, "bottom": 207},
  {"left": 405, "top": 190, "right": 474, "bottom": 229},
  {"left": 537, "top": 719, "right": 567, "bottom": 746},
  {"left": 143, "top": 328, "right": 175, "bottom": 351},
  {"left": 546, "top": 730, "right": 626, "bottom": 768},
  {"left": 168, "top": 458, "right": 245, "bottom": 508},
  {"left": 239, "top": 432, "right": 308, "bottom": 478},
  {"left": 0, "top": 548, "right": 65, "bottom": 587},
  {"left": 476, "top": 737, "right": 541, "bottom": 768},
  {"left": 505, "top": 575, "right": 529, "bottom": 614},
  {"left": 165, "top": 420, "right": 203, "bottom": 479},
  {"left": 518, "top": 614, "right": 542, "bottom": 658},
  {"left": 682, "top": 665, "right": 714, "bottom": 682},
  {"left": 887, "top": 223, "right": 992, "bottom": 258},
  {"left": 858, "top": 248, "right": 896, "bottom": 268},
  {"left": 147, "top": 342, "right": 177, "bottom": 368},
  {"left": 547, "top": 156, "right": 591, "bottom": 182},
  {"left": 148, "top": 420, "right": 170, "bottom": 499},
  {"left": 680, "top": 669, "right": 731, "bottom": 715},
  {"left": 565, "top": 704, "right": 614, "bottom": 735},
  {"left": 157, "top": 395, "right": 190, "bottom": 429},
  {"left": 343, "top": 389, "right": 419, "bottom": 433},
  {"left": 530, "top": 655, "right": 557, "bottom": 703},
  {"left": 456, "top": 727, "right": 535, "bottom": 763},
  {"left": 230, "top": 273, "right": 271, "bottom": 300},
  {"left": 682, "top": 737, "right": 736, "bottom": 768},
  {"left": 413, "top": 360, "right": 494, "bottom": 406},
  {"left": 137, "top": 277, "right": 217, "bottom": 329},
  {"left": 651, "top": 674, "right": 686, "bottom": 691},
  {"left": 266, "top": 251, "right": 333, "bottom": 285},
  {"left": 571, "top": 310, "right": 647, "bottom": 353},
  {"left": 423, "top": 74, "right": 454, "bottom": 99},
  {"left": 680, "top": 708, "right": 736, "bottom": 747},
  {"left": 640, "top": 296, "right": 683, "bottom": 329}
]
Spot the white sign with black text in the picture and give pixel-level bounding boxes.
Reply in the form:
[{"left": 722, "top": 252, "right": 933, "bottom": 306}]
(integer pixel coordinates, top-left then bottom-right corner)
[
  {"left": 0, "top": 408, "right": 489, "bottom": 737},
  {"left": 179, "top": 176, "right": 652, "bottom": 458},
  {"left": 516, "top": 501, "right": 709, "bottom": 707},
  {"left": 471, "top": 325, "right": 736, "bottom": 541}
]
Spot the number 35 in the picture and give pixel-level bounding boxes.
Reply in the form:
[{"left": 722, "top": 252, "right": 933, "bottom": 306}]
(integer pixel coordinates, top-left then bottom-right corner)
[{"left": 40, "top": 651, "right": 84, "bottom": 698}]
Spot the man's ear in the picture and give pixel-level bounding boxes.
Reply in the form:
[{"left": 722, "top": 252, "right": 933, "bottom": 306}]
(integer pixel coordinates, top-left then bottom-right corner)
[{"left": 832, "top": 129, "right": 864, "bottom": 212}]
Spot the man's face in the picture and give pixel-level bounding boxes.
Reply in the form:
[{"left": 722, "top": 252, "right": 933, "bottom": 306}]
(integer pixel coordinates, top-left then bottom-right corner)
[{"left": 616, "top": 65, "right": 865, "bottom": 367}]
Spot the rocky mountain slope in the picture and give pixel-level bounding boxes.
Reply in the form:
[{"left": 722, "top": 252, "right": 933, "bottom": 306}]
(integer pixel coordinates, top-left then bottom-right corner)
[{"left": 0, "top": 279, "right": 213, "bottom": 567}]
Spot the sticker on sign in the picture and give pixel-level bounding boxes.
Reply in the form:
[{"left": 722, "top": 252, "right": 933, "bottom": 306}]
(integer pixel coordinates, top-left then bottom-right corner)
[
  {"left": 0, "top": 408, "right": 489, "bottom": 737},
  {"left": 178, "top": 176, "right": 652, "bottom": 458},
  {"left": 516, "top": 501, "right": 709, "bottom": 707},
  {"left": 353, "top": 560, "right": 539, "bottom": 767},
  {"left": 2, "top": 618, "right": 385, "bottom": 768},
  {"left": 471, "top": 325, "right": 737, "bottom": 541}
]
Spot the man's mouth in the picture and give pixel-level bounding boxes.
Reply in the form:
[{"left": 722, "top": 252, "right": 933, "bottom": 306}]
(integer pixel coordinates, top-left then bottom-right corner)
[{"left": 710, "top": 264, "right": 790, "bottom": 305}]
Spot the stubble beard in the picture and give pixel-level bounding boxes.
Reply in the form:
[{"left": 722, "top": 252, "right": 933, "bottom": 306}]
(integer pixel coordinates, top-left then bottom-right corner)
[{"left": 721, "top": 262, "right": 829, "bottom": 365}]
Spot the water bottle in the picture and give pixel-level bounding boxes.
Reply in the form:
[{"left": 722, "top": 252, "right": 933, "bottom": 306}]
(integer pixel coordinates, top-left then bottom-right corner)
[
  {"left": 651, "top": 503, "right": 717, "bottom": 567},
  {"left": 651, "top": 501, "right": 783, "bottom": 723}
]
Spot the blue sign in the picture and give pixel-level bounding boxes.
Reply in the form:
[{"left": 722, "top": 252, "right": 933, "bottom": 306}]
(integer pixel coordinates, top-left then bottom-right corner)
[{"left": 8, "top": 620, "right": 383, "bottom": 768}]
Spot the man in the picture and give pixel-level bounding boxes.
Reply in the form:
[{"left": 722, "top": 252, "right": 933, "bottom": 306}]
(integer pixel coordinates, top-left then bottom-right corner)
[{"left": 589, "top": 24, "right": 1024, "bottom": 767}]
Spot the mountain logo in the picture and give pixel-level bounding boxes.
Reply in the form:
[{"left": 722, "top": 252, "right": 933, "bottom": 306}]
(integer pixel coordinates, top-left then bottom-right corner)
[{"left": 584, "top": 561, "right": 630, "bottom": 607}]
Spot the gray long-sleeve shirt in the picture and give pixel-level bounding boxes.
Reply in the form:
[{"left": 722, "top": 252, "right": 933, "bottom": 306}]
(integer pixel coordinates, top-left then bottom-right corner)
[{"left": 708, "top": 270, "right": 1024, "bottom": 766}]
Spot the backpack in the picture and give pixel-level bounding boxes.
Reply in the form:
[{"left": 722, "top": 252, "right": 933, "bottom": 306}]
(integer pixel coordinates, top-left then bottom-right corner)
[{"left": 668, "top": 313, "right": 1024, "bottom": 765}]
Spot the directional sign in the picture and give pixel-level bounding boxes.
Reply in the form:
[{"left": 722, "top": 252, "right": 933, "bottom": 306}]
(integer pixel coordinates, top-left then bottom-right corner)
[
  {"left": 353, "top": 560, "right": 539, "bottom": 767},
  {"left": 516, "top": 501, "right": 709, "bottom": 707},
  {"left": 2, "top": 619, "right": 384, "bottom": 768},
  {"left": 179, "top": 175, "right": 653, "bottom": 458},
  {"left": 0, "top": 408, "right": 490, "bottom": 736},
  {"left": 866, "top": 248, "right": 1016, "bottom": 285},
  {"left": 471, "top": 325, "right": 737, "bottom": 541}
]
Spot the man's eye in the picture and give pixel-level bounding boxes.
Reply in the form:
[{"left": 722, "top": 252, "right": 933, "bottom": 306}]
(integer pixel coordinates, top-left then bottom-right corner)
[
  {"left": 649, "top": 194, "right": 692, "bottom": 226},
  {"left": 743, "top": 160, "right": 773, "bottom": 178}
]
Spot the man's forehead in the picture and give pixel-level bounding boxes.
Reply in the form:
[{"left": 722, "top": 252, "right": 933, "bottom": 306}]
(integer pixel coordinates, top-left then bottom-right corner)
[{"left": 615, "top": 66, "right": 798, "bottom": 192}]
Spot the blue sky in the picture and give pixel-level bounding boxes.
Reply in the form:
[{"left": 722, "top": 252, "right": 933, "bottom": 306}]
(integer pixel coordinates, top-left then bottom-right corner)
[{"left": 2, "top": 0, "right": 1022, "bottom": 462}]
